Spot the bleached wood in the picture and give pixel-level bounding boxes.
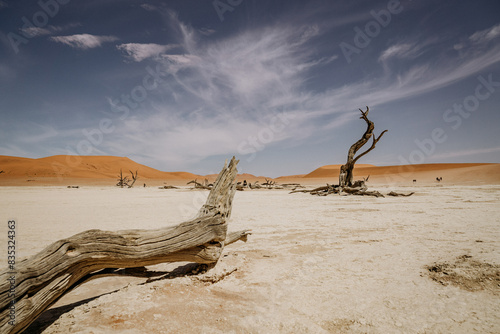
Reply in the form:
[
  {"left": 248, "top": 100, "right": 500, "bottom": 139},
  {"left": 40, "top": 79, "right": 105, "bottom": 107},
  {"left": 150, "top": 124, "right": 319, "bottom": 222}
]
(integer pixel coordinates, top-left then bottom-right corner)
[{"left": 0, "top": 157, "right": 249, "bottom": 334}]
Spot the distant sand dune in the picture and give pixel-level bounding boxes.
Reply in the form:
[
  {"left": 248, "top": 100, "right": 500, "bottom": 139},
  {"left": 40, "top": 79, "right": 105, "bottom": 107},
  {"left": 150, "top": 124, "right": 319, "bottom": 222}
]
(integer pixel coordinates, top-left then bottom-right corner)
[
  {"left": 1, "top": 155, "right": 499, "bottom": 186},
  {"left": 303, "top": 164, "right": 375, "bottom": 178},
  {"left": 0, "top": 155, "right": 201, "bottom": 186},
  {"left": 282, "top": 163, "right": 500, "bottom": 185}
]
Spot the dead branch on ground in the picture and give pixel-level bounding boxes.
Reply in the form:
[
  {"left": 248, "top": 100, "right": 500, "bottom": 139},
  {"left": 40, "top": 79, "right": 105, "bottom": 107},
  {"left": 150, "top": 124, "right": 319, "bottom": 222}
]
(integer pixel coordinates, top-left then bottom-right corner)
[
  {"left": 0, "top": 157, "right": 249, "bottom": 334},
  {"left": 187, "top": 179, "right": 212, "bottom": 190}
]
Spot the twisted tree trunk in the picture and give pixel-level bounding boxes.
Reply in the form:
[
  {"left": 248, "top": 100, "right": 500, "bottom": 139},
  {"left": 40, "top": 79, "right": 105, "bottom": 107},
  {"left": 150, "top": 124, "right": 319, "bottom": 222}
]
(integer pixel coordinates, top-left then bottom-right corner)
[
  {"left": 0, "top": 157, "right": 249, "bottom": 334},
  {"left": 340, "top": 106, "right": 387, "bottom": 187}
]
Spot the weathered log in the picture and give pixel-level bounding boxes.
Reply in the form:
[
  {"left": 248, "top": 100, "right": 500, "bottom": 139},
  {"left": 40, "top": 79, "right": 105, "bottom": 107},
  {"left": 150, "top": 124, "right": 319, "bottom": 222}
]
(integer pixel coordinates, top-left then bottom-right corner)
[
  {"left": 387, "top": 191, "right": 415, "bottom": 197},
  {"left": 0, "top": 157, "right": 249, "bottom": 334},
  {"left": 187, "top": 179, "right": 212, "bottom": 190},
  {"left": 311, "top": 184, "right": 338, "bottom": 195},
  {"left": 289, "top": 186, "right": 325, "bottom": 194},
  {"left": 289, "top": 184, "right": 339, "bottom": 195},
  {"left": 158, "top": 185, "right": 179, "bottom": 189},
  {"left": 280, "top": 183, "right": 304, "bottom": 190}
]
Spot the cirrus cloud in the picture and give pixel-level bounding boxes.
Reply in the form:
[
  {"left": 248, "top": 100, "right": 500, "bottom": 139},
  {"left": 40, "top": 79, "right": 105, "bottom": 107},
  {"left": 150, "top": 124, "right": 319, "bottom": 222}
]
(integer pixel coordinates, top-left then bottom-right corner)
[
  {"left": 50, "top": 34, "right": 118, "bottom": 49},
  {"left": 117, "top": 43, "right": 178, "bottom": 62}
]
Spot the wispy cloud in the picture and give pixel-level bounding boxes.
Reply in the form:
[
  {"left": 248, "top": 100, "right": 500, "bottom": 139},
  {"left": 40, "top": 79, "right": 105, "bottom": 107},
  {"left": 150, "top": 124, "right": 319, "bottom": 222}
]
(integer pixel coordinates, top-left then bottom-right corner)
[
  {"left": 22, "top": 27, "right": 52, "bottom": 37},
  {"left": 50, "top": 34, "right": 118, "bottom": 49},
  {"left": 140, "top": 4, "right": 157, "bottom": 11},
  {"left": 455, "top": 22, "right": 500, "bottom": 50},
  {"left": 379, "top": 43, "right": 419, "bottom": 62},
  {"left": 117, "top": 43, "right": 178, "bottom": 62},
  {"left": 198, "top": 28, "right": 216, "bottom": 36},
  {"left": 21, "top": 23, "right": 81, "bottom": 38},
  {"left": 102, "top": 17, "right": 331, "bottom": 167},
  {"left": 469, "top": 23, "right": 500, "bottom": 44},
  {"left": 100, "top": 17, "right": 500, "bottom": 168},
  {"left": 14, "top": 15, "right": 500, "bottom": 170}
]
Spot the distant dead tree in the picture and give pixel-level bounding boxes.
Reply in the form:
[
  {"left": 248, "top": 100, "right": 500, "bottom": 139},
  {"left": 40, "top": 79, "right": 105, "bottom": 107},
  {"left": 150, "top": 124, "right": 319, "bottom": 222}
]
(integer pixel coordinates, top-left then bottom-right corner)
[
  {"left": 116, "top": 169, "right": 128, "bottom": 188},
  {"left": 339, "top": 106, "right": 387, "bottom": 187},
  {"left": 128, "top": 170, "right": 138, "bottom": 188},
  {"left": 262, "top": 179, "right": 276, "bottom": 188},
  {"left": 187, "top": 179, "right": 212, "bottom": 190},
  {"left": 0, "top": 170, "right": 4, "bottom": 174},
  {"left": 116, "top": 169, "right": 138, "bottom": 188}
]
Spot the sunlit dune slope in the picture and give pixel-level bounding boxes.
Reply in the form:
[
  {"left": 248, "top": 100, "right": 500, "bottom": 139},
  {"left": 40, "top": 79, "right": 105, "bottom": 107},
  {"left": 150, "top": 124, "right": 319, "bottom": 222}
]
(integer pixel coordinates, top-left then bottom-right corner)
[
  {"left": 298, "top": 163, "right": 500, "bottom": 184},
  {"left": 0, "top": 155, "right": 201, "bottom": 180}
]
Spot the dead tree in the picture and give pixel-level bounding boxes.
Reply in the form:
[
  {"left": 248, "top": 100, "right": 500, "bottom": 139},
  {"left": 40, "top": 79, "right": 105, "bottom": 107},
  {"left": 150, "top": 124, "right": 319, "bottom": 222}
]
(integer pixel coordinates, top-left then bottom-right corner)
[
  {"left": 116, "top": 169, "right": 129, "bottom": 188},
  {"left": 290, "top": 106, "right": 414, "bottom": 197},
  {"left": 339, "top": 106, "right": 387, "bottom": 187},
  {"left": 262, "top": 179, "right": 276, "bottom": 188},
  {"left": 0, "top": 157, "right": 250, "bottom": 334},
  {"left": 128, "top": 170, "right": 138, "bottom": 188},
  {"left": 116, "top": 170, "right": 138, "bottom": 188}
]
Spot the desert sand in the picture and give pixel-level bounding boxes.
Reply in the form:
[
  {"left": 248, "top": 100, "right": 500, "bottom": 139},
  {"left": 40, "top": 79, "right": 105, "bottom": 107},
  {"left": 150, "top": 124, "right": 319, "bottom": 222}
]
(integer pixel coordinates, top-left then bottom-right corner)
[
  {"left": 0, "top": 181, "right": 499, "bottom": 333},
  {"left": 1, "top": 157, "right": 500, "bottom": 333}
]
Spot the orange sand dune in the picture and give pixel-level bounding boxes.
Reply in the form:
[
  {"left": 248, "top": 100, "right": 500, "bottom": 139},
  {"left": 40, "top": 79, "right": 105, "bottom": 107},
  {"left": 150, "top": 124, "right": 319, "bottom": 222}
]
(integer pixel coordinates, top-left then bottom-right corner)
[
  {"left": 204, "top": 173, "right": 271, "bottom": 183},
  {"left": 303, "top": 164, "right": 375, "bottom": 178},
  {"left": 293, "top": 162, "right": 500, "bottom": 185},
  {"left": 0, "top": 155, "right": 201, "bottom": 185},
  {"left": 1, "top": 155, "right": 499, "bottom": 186}
]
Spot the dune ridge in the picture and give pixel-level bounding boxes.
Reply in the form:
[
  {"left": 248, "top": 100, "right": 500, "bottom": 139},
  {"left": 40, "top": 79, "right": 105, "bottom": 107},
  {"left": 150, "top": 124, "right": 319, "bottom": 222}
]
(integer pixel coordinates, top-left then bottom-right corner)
[
  {"left": 0, "top": 155, "right": 200, "bottom": 181},
  {"left": 1, "top": 155, "right": 499, "bottom": 186}
]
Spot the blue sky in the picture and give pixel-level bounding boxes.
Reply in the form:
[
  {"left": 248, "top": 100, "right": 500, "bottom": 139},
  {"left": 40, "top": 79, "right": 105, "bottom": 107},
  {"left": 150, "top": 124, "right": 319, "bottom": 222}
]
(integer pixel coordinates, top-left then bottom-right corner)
[{"left": 0, "top": 0, "right": 499, "bottom": 177}]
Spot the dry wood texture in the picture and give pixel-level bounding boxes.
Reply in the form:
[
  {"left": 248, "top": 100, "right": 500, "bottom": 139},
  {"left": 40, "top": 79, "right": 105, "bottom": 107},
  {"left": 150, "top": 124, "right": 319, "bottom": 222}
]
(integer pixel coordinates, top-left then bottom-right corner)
[
  {"left": 0, "top": 157, "right": 249, "bottom": 334},
  {"left": 340, "top": 106, "right": 387, "bottom": 187}
]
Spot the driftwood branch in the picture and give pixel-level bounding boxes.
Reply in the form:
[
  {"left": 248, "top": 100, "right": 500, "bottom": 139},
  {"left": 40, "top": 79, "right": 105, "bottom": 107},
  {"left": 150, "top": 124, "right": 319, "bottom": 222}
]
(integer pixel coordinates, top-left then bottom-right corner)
[
  {"left": 187, "top": 179, "right": 212, "bottom": 190},
  {"left": 0, "top": 157, "right": 249, "bottom": 334},
  {"left": 158, "top": 185, "right": 179, "bottom": 189},
  {"left": 387, "top": 191, "right": 415, "bottom": 197}
]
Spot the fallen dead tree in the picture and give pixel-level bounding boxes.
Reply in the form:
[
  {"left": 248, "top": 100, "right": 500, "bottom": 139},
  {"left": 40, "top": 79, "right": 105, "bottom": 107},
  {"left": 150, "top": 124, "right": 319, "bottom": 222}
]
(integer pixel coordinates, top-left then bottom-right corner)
[
  {"left": 291, "top": 183, "right": 412, "bottom": 198},
  {"left": 187, "top": 179, "right": 212, "bottom": 190},
  {"left": 158, "top": 185, "right": 179, "bottom": 189},
  {"left": 387, "top": 191, "right": 415, "bottom": 197},
  {"left": 0, "top": 157, "right": 250, "bottom": 334}
]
